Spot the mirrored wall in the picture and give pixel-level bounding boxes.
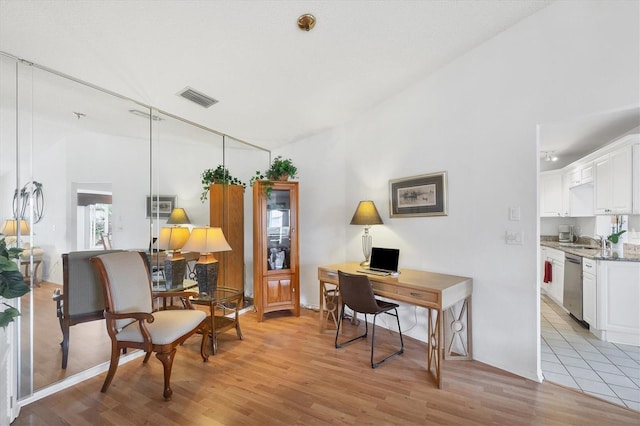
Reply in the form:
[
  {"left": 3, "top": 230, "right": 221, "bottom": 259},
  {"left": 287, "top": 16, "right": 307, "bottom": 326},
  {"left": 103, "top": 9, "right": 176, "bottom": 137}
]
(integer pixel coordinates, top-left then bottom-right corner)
[{"left": 0, "top": 53, "right": 269, "bottom": 400}]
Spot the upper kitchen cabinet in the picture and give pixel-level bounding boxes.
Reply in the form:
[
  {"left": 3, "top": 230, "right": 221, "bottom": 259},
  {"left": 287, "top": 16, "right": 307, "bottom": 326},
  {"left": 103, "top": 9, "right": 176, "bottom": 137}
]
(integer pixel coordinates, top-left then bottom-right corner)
[
  {"left": 594, "top": 144, "right": 633, "bottom": 214},
  {"left": 567, "top": 162, "right": 594, "bottom": 188},
  {"left": 540, "top": 171, "right": 566, "bottom": 217}
]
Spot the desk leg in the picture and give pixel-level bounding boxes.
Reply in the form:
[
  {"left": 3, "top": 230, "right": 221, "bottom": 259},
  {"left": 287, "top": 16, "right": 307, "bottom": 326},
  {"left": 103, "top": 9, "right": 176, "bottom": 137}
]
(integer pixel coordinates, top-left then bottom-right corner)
[
  {"left": 443, "top": 295, "right": 472, "bottom": 360},
  {"left": 319, "top": 280, "right": 325, "bottom": 333},
  {"left": 427, "top": 308, "right": 442, "bottom": 388}
]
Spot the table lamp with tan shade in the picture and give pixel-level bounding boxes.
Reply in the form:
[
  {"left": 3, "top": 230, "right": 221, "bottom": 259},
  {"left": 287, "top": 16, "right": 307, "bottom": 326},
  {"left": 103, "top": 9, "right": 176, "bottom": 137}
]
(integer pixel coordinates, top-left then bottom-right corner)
[
  {"left": 158, "top": 225, "right": 191, "bottom": 287},
  {"left": 182, "top": 226, "right": 232, "bottom": 296},
  {"left": 1, "top": 219, "right": 30, "bottom": 247},
  {"left": 350, "top": 200, "right": 384, "bottom": 267}
]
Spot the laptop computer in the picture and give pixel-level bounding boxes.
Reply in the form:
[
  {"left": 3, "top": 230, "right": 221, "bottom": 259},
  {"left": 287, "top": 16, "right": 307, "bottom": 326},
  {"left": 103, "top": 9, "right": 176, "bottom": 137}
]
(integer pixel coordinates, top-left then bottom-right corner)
[{"left": 358, "top": 247, "right": 400, "bottom": 276}]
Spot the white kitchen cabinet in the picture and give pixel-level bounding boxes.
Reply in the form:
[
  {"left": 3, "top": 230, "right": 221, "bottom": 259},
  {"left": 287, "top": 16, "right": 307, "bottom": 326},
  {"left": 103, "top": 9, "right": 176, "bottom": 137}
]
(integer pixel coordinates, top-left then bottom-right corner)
[
  {"left": 540, "top": 171, "right": 565, "bottom": 217},
  {"left": 582, "top": 258, "right": 597, "bottom": 327},
  {"left": 595, "top": 145, "right": 633, "bottom": 214},
  {"left": 568, "top": 162, "right": 594, "bottom": 188},
  {"left": 596, "top": 260, "right": 640, "bottom": 345},
  {"left": 541, "top": 247, "right": 565, "bottom": 305}
]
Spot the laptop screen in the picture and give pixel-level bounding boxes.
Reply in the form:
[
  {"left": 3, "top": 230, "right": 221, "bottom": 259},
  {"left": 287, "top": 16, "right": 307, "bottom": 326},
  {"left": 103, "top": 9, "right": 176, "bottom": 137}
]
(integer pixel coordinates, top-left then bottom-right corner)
[{"left": 369, "top": 247, "right": 400, "bottom": 272}]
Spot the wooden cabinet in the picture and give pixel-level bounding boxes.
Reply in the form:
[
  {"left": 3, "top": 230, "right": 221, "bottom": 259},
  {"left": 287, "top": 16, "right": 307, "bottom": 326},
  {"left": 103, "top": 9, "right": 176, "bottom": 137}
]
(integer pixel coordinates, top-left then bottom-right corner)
[
  {"left": 253, "top": 181, "right": 299, "bottom": 321},
  {"left": 594, "top": 145, "right": 633, "bottom": 214},
  {"left": 209, "top": 184, "right": 244, "bottom": 294}
]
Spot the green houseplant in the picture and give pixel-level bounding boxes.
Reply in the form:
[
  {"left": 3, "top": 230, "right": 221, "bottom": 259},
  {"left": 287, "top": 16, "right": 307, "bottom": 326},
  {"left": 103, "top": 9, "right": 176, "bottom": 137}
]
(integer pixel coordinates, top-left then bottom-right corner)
[
  {"left": 200, "top": 165, "right": 246, "bottom": 202},
  {"left": 0, "top": 236, "right": 30, "bottom": 328},
  {"left": 607, "top": 230, "right": 626, "bottom": 244},
  {"left": 249, "top": 156, "right": 298, "bottom": 198}
]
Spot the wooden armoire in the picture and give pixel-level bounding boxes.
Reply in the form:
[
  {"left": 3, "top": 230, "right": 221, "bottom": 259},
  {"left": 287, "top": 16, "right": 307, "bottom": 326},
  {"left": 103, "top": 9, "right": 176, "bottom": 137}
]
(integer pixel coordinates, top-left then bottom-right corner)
[
  {"left": 253, "top": 181, "right": 299, "bottom": 321},
  {"left": 209, "top": 184, "right": 244, "bottom": 293}
]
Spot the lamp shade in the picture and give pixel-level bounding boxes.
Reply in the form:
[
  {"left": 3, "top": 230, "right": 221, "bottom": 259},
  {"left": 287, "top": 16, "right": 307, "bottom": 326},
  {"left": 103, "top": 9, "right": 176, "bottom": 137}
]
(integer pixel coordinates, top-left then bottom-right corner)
[
  {"left": 1, "top": 219, "right": 30, "bottom": 236},
  {"left": 166, "top": 208, "right": 191, "bottom": 225},
  {"left": 350, "top": 201, "right": 383, "bottom": 225},
  {"left": 158, "top": 226, "right": 191, "bottom": 251},
  {"left": 182, "top": 227, "right": 232, "bottom": 254}
]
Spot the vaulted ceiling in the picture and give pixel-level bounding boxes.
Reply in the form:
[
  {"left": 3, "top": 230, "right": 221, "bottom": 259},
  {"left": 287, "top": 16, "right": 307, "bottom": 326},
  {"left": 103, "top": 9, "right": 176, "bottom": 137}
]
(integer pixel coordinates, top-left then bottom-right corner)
[{"left": 1, "top": 0, "right": 555, "bottom": 150}]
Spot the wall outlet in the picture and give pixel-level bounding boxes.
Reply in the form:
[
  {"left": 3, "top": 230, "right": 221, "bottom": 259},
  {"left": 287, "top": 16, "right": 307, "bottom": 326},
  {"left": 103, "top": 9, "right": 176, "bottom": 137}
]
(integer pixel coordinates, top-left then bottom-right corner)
[{"left": 505, "top": 230, "right": 524, "bottom": 245}]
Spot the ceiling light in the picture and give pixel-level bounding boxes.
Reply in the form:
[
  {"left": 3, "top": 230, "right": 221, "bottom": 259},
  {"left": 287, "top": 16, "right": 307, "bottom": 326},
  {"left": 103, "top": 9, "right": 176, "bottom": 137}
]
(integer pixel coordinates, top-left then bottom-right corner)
[
  {"left": 543, "top": 152, "right": 558, "bottom": 162},
  {"left": 297, "top": 14, "right": 316, "bottom": 31},
  {"left": 72, "top": 112, "right": 85, "bottom": 120}
]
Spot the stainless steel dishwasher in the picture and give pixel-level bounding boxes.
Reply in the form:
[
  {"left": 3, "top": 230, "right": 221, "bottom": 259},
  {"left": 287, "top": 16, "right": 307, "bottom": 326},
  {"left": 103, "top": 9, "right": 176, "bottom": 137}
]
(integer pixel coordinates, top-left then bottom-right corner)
[{"left": 563, "top": 253, "right": 583, "bottom": 321}]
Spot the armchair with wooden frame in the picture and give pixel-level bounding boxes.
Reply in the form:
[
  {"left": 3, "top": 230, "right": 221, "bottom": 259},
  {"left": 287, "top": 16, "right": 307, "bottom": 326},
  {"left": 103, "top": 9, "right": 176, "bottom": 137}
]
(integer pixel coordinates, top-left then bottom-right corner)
[
  {"left": 91, "top": 251, "right": 209, "bottom": 400},
  {"left": 54, "top": 250, "right": 123, "bottom": 369}
]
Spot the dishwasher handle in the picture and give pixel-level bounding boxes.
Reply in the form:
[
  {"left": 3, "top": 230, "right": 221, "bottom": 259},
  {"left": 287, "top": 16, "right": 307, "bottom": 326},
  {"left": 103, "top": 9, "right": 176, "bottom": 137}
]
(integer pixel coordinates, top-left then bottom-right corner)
[{"left": 565, "top": 254, "right": 582, "bottom": 265}]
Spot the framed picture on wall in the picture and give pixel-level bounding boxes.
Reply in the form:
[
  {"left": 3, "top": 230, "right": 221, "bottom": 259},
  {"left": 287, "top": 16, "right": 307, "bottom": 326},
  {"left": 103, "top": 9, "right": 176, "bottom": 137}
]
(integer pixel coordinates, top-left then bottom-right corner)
[
  {"left": 146, "top": 195, "right": 176, "bottom": 218},
  {"left": 389, "top": 172, "right": 448, "bottom": 218}
]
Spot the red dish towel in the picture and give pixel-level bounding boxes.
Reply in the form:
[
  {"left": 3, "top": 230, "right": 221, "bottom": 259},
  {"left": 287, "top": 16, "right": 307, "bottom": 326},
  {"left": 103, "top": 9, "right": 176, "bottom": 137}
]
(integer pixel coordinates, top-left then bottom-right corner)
[{"left": 543, "top": 261, "right": 552, "bottom": 283}]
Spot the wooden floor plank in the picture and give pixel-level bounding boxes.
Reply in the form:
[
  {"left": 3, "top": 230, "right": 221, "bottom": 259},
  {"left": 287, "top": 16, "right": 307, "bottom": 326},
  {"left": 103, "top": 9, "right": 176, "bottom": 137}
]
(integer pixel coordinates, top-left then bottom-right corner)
[{"left": 14, "top": 296, "right": 640, "bottom": 425}]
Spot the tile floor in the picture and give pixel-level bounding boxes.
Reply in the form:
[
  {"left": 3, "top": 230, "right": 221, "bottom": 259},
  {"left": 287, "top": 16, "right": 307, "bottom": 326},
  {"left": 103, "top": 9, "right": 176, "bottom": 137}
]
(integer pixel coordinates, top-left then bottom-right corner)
[{"left": 541, "top": 295, "right": 640, "bottom": 410}]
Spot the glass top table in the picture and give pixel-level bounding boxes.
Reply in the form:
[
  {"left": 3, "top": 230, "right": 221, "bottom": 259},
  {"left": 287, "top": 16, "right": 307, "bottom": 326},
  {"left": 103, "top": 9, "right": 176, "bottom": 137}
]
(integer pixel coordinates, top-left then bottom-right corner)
[{"left": 189, "top": 287, "right": 244, "bottom": 355}]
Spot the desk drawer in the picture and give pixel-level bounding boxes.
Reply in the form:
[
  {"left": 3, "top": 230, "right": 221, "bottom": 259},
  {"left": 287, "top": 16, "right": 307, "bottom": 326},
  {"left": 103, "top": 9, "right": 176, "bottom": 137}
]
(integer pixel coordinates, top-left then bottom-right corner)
[
  {"left": 396, "top": 287, "right": 439, "bottom": 305},
  {"left": 318, "top": 268, "right": 339, "bottom": 284},
  {"left": 371, "top": 282, "right": 398, "bottom": 295}
]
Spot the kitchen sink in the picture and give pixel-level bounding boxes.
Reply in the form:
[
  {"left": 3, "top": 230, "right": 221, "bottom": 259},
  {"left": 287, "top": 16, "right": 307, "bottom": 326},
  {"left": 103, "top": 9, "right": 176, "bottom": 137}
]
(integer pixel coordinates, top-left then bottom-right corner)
[{"left": 558, "top": 243, "right": 593, "bottom": 249}]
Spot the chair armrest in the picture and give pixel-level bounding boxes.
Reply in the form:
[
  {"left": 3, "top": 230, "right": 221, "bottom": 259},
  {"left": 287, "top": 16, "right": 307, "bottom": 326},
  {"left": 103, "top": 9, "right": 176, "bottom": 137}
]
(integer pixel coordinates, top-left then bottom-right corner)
[
  {"left": 105, "top": 311, "right": 154, "bottom": 322},
  {"left": 152, "top": 290, "right": 198, "bottom": 299},
  {"left": 105, "top": 311, "right": 155, "bottom": 351},
  {"left": 52, "top": 288, "right": 62, "bottom": 301},
  {"left": 152, "top": 290, "right": 198, "bottom": 309}
]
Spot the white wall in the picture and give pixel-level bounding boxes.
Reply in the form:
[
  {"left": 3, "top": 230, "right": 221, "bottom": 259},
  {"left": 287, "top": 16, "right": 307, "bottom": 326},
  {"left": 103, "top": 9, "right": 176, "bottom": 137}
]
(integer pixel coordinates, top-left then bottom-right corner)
[{"left": 283, "top": 1, "right": 640, "bottom": 381}]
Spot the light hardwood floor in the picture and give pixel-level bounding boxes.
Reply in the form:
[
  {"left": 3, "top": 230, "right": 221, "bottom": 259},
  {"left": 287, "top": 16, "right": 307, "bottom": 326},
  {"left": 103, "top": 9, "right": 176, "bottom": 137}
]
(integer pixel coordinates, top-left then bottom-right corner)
[{"left": 15, "top": 285, "right": 640, "bottom": 425}]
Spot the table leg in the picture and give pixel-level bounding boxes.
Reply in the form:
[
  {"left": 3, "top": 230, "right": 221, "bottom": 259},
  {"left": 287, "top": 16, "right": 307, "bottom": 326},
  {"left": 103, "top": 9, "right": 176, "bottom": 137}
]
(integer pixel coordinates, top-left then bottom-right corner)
[
  {"left": 427, "top": 308, "right": 442, "bottom": 388},
  {"left": 235, "top": 295, "right": 244, "bottom": 340},
  {"left": 210, "top": 314, "right": 217, "bottom": 355},
  {"left": 443, "top": 295, "right": 472, "bottom": 360}
]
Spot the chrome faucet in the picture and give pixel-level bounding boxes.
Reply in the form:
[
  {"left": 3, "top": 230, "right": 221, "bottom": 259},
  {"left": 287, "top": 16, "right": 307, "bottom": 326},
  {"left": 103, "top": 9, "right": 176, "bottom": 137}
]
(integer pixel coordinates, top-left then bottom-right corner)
[{"left": 595, "top": 234, "right": 608, "bottom": 254}]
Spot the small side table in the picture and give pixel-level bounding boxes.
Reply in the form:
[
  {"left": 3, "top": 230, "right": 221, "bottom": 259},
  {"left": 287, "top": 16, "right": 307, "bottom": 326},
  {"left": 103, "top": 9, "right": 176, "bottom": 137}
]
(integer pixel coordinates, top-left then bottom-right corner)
[
  {"left": 190, "top": 287, "right": 244, "bottom": 355},
  {"left": 21, "top": 258, "right": 42, "bottom": 287}
]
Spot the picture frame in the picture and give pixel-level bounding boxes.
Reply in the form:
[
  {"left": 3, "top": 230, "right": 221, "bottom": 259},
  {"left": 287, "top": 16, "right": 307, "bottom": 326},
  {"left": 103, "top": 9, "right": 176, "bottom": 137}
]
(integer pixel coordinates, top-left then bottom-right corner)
[
  {"left": 389, "top": 172, "right": 448, "bottom": 218},
  {"left": 146, "top": 195, "right": 177, "bottom": 218}
]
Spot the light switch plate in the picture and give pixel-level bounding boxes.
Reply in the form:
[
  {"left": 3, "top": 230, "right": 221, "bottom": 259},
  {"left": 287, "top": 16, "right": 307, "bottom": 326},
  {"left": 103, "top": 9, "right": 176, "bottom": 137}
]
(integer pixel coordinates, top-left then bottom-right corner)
[{"left": 509, "top": 207, "right": 521, "bottom": 221}]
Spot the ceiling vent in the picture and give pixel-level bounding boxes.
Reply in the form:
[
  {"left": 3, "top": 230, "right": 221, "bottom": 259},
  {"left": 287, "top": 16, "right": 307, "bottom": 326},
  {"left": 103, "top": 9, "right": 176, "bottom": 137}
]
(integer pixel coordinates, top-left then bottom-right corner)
[{"left": 177, "top": 87, "right": 218, "bottom": 108}]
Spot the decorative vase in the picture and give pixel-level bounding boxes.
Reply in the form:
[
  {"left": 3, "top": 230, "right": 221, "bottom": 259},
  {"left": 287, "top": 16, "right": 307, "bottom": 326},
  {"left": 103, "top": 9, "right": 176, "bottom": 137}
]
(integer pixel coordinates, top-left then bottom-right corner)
[{"left": 611, "top": 242, "right": 624, "bottom": 258}]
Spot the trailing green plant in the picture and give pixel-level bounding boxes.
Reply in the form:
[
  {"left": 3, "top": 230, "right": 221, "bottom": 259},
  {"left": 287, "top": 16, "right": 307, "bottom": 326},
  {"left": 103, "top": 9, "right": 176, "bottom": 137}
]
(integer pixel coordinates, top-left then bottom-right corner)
[
  {"left": 607, "top": 230, "right": 626, "bottom": 244},
  {"left": 200, "top": 165, "right": 246, "bottom": 202},
  {"left": 249, "top": 156, "right": 297, "bottom": 198},
  {"left": 264, "top": 156, "right": 297, "bottom": 181},
  {"left": 0, "top": 237, "right": 30, "bottom": 328}
]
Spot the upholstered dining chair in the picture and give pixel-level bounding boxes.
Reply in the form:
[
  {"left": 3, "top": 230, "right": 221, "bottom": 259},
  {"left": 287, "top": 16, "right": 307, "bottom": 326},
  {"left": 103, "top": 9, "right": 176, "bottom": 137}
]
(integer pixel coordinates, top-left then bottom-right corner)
[
  {"left": 91, "top": 251, "right": 209, "bottom": 400},
  {"left": 335, "top": 270, "right": 404, "bottom": 368}
]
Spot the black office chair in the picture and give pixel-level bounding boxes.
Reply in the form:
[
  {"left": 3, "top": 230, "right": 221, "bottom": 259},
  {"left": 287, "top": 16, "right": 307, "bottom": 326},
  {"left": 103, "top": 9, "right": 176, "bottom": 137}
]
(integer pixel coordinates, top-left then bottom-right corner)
[{"left": 335, "top": 271, "right": 404, "bottom": 368}]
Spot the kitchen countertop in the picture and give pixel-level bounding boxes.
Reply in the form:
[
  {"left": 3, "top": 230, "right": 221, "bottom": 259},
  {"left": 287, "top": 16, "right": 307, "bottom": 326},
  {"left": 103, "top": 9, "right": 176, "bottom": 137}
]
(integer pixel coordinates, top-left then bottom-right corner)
[{"left": 540, "top": 238, "right": 640, "bottom": 262}]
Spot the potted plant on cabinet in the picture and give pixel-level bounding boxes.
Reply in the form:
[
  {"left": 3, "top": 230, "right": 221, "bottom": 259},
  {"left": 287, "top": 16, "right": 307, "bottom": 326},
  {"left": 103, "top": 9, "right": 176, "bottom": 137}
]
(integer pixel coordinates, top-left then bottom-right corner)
[
  {"left": 200, "top": 165, "right": 246, "bottom": 202},
  {"left": 0, "top": 236, "right": 30, "bottom": 328},
  {"left": 249, "top": 156, "right": 298, "bottom": 198}
]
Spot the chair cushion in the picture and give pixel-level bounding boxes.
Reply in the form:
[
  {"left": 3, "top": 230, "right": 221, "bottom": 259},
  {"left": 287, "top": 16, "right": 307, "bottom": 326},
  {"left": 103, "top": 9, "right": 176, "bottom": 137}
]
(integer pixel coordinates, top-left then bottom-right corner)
[{"left": 116, "top": 309, "right": 206, "bottom": 345}]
